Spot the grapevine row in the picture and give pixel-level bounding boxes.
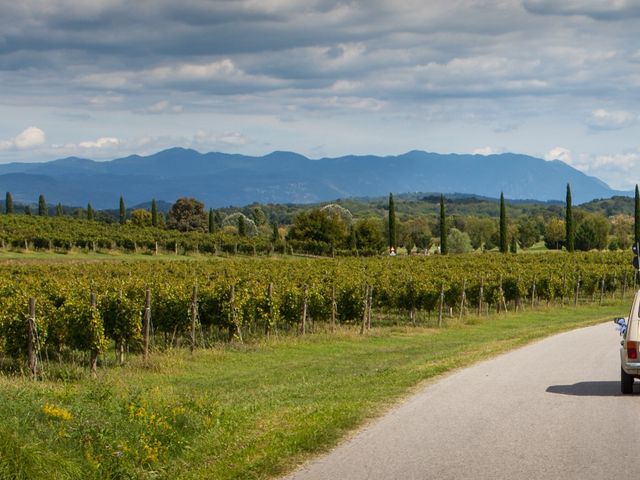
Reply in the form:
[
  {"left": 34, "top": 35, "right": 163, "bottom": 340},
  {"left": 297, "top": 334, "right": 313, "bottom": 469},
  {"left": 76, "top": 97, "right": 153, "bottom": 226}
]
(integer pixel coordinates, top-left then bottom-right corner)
[{"left": 0, "top": 252, "right": 634, "bottom": 372}]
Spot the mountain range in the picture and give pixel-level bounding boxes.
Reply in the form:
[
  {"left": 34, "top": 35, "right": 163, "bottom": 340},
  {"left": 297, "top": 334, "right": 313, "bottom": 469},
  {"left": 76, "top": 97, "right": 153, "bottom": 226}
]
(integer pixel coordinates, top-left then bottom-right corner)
[{"left": 0, "top": 148, "right": 627, "bottom": 209}]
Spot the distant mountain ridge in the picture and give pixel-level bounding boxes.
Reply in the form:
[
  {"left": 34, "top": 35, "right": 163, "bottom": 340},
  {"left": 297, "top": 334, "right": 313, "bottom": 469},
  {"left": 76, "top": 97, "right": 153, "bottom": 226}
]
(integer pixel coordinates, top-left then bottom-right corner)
[{"left": 0, "top": 148, "right": 628, "bottom": 209}]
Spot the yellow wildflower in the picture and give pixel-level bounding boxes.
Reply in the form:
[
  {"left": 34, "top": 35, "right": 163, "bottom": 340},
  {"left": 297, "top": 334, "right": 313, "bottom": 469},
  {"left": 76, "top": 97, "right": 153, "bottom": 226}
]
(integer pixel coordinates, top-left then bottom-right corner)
[{"left": 42, "top": 403, "right": 72, "bottom": 421}]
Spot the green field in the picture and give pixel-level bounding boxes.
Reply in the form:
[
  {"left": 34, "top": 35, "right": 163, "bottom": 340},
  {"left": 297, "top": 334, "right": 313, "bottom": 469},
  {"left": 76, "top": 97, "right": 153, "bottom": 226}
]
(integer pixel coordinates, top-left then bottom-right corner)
[{"left": 0, "top": 300, "right": 628, "bottom": 480}]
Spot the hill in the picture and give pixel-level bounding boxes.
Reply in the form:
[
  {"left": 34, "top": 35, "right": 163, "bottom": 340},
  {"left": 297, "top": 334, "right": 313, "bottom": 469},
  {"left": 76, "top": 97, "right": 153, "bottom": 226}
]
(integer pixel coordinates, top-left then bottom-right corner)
[{"left": 0, "top": 148, "right": 628, "bottom": 208}]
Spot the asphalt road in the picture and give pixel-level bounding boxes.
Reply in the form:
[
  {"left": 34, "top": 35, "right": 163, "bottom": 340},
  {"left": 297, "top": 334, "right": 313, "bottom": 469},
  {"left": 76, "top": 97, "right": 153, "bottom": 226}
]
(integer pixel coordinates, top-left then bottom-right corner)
[{"left": 286, "top": 322, "right": 640, "bottom": 480}]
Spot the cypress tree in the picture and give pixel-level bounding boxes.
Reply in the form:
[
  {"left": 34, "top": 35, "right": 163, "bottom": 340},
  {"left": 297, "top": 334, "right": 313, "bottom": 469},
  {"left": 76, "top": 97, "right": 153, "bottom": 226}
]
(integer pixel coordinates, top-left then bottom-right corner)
[
  {"left": 349, "top": 225, "right": 357, "bottom": 250},
  {"left": 119, "top": 196, "right": 126, "bottom": 225},
  {"left": 565, "top": 184, "right": 574, "bottom": 252},
  {"left": 151, "top": 199, "right": 158, "bottom": 227},
  {"left": 499, "top": 192, "right": 507, "bottom": 253},
  {"left": 87, "top": 203, "right": 94, "bottom": 221},
  {"left": 238, "top": 215, "right": 246, "bottom": 236},
  {"left": 24, "top": 205, "right": 31, "bottom": 216},
  {"left": 56, "top": 203, "right": 63, "bottom": 216},
  {"left": 272, "top": 222, "right": 279, "bottom": 242},
  {"left": 5, "top": 192, "right": 13, "bottom": 214},
  {"left": 439, "top": 194, "right": 448, "bottom": 254},
  {"left": 635, "top": 185, "right": 640, "bottom": 245},
  {"left": 208, "top": 208, "right": 214, "bottom": 233},
  {"left": 388, "top": 193, "right": 396, "bottom": 251},
  {"left": 38, "top": 194, "right": 47, "bottom": 216}
]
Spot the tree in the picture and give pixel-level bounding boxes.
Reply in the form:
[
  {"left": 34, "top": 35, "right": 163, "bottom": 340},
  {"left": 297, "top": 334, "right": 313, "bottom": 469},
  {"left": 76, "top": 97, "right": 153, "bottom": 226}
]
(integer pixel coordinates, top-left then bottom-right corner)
[
  {"left": 544, "top": 218, "right": 565, "bottom": 249},
  {"left": 288, "top": 209, "right": 347, "bottom": 246},
  {"left": 465, "top": 216, "right": 497, "bottom": 250},
  {"left": 565, "top": 184, "right": 574, "bottom": 252},
  {"left": 238, "top": 215, "right": 246, "bottom": 236},
  {"left": 5, "top": 192, "right": 13, "bottom": 214},
  {"left": 56, "top": 203, "right": 63, "bottom": 216},
  {"left": 208, "top": 208, "right": 215, "bottom": 234},
  {"left": 355, "top": 218, "right": 385, "bottom": 252},
  {"left": 635, "top": 185, "right": 640, "bottom": 245},
  {"left": 214, "top": 211, "right": 223, "bottom": 229},
  {"left": 24, "top": 205, "right": 31, "bottom": 215},
  {"left": 119, "top": 196, "right": 126, "bottom": 225},
  {"left": 166, "top": 197, "right": 208, "bottom": 232},
  {"left": 439, "top": 194, "right": 448, "bottom": 254},
  {"left": 516, "top": 217, "right": 540, "bottom": 249},
  {"left": 448, "top": 228, "right": 472, "bottom": 253},
  {"left": 575, "top": 213, "right": 609, "bottom": 251},
  {"left": 252, "top": 206, "right": 267, "bottom": 227},
  {"left": 222, "top": 213, "right": 258, "bottom": 236},
  {"left": 272, "top": 222, "right": 280, "bottom": 242},
  {"left": 610, "top": 214, "right": 633, "bottom": 250},
  {"left": 403, "top": 217, "right": 432, "bottom": 252},
  {"left": 38, "top": 194, "right": 47, "bottom": 216},
  {"left": 130, "top": 209, "right": 152, "bottom": 227},
  {"left": 87, "top": 203, "right": 94, "bottom": 221},
  {"left": 388, "top": 193, "right": 396, "bottom": 251},
  {"left": 499, "top": 192, "right": 508, "bottom": 253},
  {"left": 151, "top": 199, "right": 158, "bottom": 227}
]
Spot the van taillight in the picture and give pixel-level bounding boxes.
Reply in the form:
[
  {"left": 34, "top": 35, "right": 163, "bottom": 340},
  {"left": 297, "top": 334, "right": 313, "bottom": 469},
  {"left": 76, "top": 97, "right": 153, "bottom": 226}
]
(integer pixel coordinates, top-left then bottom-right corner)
[{"left": 628, "top": 342, "right": 638, "bottom": 360}]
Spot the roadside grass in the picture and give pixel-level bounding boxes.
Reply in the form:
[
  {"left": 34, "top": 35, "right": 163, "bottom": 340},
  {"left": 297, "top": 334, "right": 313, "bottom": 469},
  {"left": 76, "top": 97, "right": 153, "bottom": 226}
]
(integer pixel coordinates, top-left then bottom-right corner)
[{"left": 0, "top": 300, "right": 628, "bottom": 480}]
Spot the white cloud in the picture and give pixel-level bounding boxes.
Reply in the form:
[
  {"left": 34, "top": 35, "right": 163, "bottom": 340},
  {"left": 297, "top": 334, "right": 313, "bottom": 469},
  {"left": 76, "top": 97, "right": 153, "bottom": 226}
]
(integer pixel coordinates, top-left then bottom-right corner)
[
  {"left": 545, "top": 146, "right": 573, "bottom": 164},
  {"left": 0, "top": 126, "right": 46, "bottom": 150},
  {"left": 473, "top": 146, "right": 503, "bottom": 155},
  {"left": 78, "top": 137, "right": 120, "bottom": 149},
  {"left": 588, "top": 108, "right": 637, "bottom": 130},
  {"left": 144, "top": 100, "right": 184, "bottom": 114}
]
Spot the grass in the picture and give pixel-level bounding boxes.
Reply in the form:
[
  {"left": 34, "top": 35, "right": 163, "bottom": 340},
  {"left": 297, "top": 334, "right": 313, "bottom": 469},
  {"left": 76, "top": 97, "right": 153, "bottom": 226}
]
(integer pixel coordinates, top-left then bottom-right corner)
[{"left": 0, "top": 300, "right": 629, "bottom": 479}]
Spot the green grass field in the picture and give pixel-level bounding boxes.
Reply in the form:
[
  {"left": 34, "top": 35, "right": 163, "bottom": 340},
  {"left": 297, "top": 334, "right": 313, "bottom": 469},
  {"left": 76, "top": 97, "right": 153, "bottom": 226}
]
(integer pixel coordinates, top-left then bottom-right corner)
[{"left": 0, "top": 301, "right": 629, "bottom": 480}]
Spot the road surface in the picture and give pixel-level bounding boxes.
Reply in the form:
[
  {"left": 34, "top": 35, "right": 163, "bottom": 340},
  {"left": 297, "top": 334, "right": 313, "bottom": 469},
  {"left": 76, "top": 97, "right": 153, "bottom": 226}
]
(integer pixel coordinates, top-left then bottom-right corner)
[{"left": 285, "top": 322, "right": 640, "bottom": 480}]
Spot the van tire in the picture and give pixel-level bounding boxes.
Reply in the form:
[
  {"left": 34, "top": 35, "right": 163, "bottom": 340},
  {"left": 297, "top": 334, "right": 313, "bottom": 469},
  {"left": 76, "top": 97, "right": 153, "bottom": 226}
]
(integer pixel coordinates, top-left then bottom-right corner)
[{"left": 621, "top": 367, "right": 634, "bottom": 394}]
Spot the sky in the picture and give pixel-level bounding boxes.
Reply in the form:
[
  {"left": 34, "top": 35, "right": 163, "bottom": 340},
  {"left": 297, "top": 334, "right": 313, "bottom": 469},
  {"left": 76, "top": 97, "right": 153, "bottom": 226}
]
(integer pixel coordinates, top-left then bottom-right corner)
[{"left": 0, "top": 0, "right": 639, "bottom": 189}]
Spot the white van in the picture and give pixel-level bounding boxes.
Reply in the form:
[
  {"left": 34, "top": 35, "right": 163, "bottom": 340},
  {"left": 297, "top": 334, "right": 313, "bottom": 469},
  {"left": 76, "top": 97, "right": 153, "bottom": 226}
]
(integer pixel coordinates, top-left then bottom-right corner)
[{"left": 615, "top": 290, "right": 640, "bottom": 394}]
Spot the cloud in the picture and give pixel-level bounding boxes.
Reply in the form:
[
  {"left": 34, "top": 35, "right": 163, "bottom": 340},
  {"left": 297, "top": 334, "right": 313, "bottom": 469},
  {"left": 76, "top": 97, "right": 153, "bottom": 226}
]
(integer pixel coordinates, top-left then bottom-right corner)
[
  {"left": 587, "top": 108, "right": 637, "bottom": 130},
  {"left": 0, "top": 127, "right": 46, "bottom": 150},
  {"left": 78, "top": 137, "right": 120, "bottom": 149},
  {"left": 523, "top": 0, "right": 640, "bottom": 20},
  {"left": 144, "top": 100, "right": 184, "bottom": 114},
  {"left": 473, "top": 146, "right": 503, "bottom": 156},
  {"left": 545, "top": 147, "right": 573, "bottom": 164}
]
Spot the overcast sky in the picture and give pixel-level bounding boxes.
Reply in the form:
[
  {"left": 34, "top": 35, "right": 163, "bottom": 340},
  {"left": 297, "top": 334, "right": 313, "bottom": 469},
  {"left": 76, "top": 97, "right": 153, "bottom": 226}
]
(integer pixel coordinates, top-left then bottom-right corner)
[{"left": 1, "top": 0, "right": 639, "bottom": 189}]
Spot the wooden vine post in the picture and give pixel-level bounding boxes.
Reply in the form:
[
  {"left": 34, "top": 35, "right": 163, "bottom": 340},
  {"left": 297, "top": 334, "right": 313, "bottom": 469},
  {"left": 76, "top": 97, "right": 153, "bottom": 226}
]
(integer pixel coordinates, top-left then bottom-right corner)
[
  {"left": 499, "top": 275, "right": 508, "bottom": 313},
  {"left": 230, "top": 284, "right": 243, "bottom": 343},
  {"left": 301, "top": 285, "right": 308, "bottom": 336},
  {"left": 574, "top": 274, "right": 580, "bottom": 307},
  {"left": 331, "top": 284, "right": 337, "bottom": 332},
  {"left": 190, "top": 284, "right": 198, "bottom": 353},
  {"left": 459, "top": 279, "right": 466, "bottom": 321},
  {"left": 367, "top": 286, "right": 373, "bottom": 330},
  {"left": 27, "top": 297, "right": 37, "bottom": 378},
  {"left": 89, "top": 292, "right": 98, "bottom": 379},
  {"left": 266, "top": 282, "right": 274, "bottom": 335},
  {"left": 623, "top": 271, "right": 628, "bottom": 299},
  {"left": 599, "top": 276, "right": 605, "bottom": 305},
  {"left": 143, "top": 287, "right": 151, "bottom": 364},
  {"left": 478, "top": 276, "right": 484, "bottom": 316},
  {"left": 360, "top": 286, "right": 369, "bottom": 335},
  {"left": 438, "top": 283, "right": 445, "bottom": 327},
  {"left": 531, "top": 277, "right": 536, "bottom": 308}
]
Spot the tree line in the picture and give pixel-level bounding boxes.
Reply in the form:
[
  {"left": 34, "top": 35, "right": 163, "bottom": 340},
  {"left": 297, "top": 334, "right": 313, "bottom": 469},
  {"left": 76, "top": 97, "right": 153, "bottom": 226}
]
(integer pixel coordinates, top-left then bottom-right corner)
[{"left": 3, "top": 184, "right": 640, "bottom": 257}]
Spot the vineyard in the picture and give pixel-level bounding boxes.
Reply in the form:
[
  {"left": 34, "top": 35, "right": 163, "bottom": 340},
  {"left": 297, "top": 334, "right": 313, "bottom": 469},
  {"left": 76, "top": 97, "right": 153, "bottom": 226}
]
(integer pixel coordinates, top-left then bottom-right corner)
[
  {"left": 0, "top": 215, "right": 277, "bottom": 256},
  {"left": 0, "top": 251, "right": 634, "bottom": 375}
]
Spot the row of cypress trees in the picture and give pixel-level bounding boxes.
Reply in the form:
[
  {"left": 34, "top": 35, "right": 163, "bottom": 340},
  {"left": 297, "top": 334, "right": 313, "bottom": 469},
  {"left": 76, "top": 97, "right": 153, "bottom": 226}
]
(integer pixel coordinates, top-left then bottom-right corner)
[{"left": 387, "top": 183, "right": 640, "bottom": 254}]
